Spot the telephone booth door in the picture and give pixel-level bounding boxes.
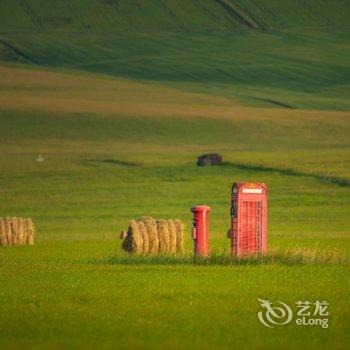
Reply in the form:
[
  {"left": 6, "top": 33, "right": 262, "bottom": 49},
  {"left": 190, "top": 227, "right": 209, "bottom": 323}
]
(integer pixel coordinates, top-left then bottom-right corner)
[{"left": 231, "top": 183, "right": 267, "bottom": 256}]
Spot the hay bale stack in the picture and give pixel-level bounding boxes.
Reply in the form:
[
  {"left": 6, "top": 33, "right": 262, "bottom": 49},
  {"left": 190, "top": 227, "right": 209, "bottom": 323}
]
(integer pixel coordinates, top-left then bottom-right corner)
[
  {"left": 18, "top": 218, "right": 25, "bottom": 245},
  {"left": 140, "top": 217, "right": 158, "bottom": 254},
  {"left": 138, "top": 221, "right": 149, "bottom": 253},
  {"left": 167, "top": 220, "right": 177, "bottom": 254},
  {"left": 4, "top": 218, "right": 12, "bottom": 245},
  {"left": 127, "top": 220, "right": 143, "bottom": 254},
  {"left": 157, "top": 219, "right": 169, "bottom": 254},
  {"left": 121, "top": 217, "right": 185, "bottom": 254},
  {"left": 0, "top": 217, "right": 35, "bottom": 246},
  {"left": 11, "top": 218, "right": 19, "bottom": 245},
  {"left": 25, "top": 218, "right": 35, "bottom": 246},
  {"left": 174, "top": 219, "right": 185, "bottom": 254}
]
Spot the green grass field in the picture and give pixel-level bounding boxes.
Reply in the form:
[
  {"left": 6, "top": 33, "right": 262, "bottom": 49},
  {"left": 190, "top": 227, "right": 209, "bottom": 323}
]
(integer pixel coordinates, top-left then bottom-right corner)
[{"left": 0, "top": 1, "right": 349, "bottom": 349}]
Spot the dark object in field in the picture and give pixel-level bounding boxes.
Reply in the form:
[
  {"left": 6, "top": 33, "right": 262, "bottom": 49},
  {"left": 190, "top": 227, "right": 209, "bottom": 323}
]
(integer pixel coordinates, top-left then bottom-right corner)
[
  {"left": 197, "top": 153, "right": 222, "bottom": 166},
  {"left": 121, "top": 217, "right": 185, "bottom": 254},
  {"left": 0, "top": 217, "right": 35, "bottom": 246}
]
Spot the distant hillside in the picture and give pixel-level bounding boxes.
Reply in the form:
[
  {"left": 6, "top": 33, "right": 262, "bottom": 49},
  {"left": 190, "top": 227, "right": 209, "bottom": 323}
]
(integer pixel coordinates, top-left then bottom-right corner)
[
  {"left": 0, "top": 0, "right": 349, "bottom": 31},
  {"left": 0, "top": 0, "right": 349, "bottom": 110}
]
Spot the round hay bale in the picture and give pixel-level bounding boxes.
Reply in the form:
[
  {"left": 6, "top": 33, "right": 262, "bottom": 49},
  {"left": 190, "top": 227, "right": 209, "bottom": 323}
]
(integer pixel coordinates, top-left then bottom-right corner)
[
  {"left": 156, "top": 219, "right": 169, "bottom": 253},
  {"left": 25, "top": 218, "right": 35, "bottom": 246},
  {"left": 140, "top": 217, "right": 159, "bottom": 254},
  {"left": 11, "top": 218, "right": 19, "bottom": 245},
  {"left": 4, "top": 218, "right": 12, "bottom": 245},
  {"left": 174, "top": 219, "right": 185, "bottom": 254},
  {"left": 137, "top": 221, "right": 149, "bottom": 254},
  {"left": 167, "top": 220, "right": 177, "bottom": 254},
  {"left": 0, "top": 218, "right": 6, "bottom": 245}
]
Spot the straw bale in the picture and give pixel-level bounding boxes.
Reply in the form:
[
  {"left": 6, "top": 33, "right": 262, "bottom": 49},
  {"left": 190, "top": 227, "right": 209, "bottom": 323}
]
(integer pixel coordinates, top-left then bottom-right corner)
[
  {"left": 18, "top": 218, "right": 25, "bottom": 245},
  {"left": 174, "top": 219, "right": 185, "bottom": 254},
  {"left": 138, "top": 220, "right": 149, "bottom": 254},
  {"left": 130, "top": 220, "right": 143, "bottom": 254},
  {"left": 167, "top": 220, "right": 177, "bottom": 254},
  {"left": 11, "top": 218, "right": 19, "bottom": 245},
  {"left": 4, "top": 218, "right": 12, "bottom": 245},
  {"left": 156, "top": 219, "right": 169, "bottom": 253},
  {"left": 120, "top": 217, "right": 185, "bottom": 254},
  {"left": 25, "top": 218, "right": 35, "bottom": 245},
  {"left": 140, "top": 217, "right": 158, "bottom": 254}
]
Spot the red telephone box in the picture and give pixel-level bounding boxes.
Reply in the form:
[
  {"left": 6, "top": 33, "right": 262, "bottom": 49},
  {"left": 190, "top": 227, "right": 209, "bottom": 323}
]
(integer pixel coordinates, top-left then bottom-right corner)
[{"left": 230, "top": 183, "right": 267, "bottom": 256}]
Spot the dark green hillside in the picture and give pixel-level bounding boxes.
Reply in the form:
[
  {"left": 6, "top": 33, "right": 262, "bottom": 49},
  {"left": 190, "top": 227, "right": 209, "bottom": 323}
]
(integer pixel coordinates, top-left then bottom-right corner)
[
  {"left": 221, "top": 0, "right": 350, "bottom": 29},
  {"left": 0, "top": 0, "right": 350, "bottom": 109},
  {"left": 0, "top": 0, "right": 349, "bottom": 31},
  {"left": 0, "top": 0, "right": 238, "bottom": 31}
]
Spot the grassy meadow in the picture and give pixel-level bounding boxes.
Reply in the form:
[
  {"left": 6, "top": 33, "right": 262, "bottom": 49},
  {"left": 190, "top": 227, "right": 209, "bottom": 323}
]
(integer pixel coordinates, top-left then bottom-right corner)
[
  {"left": 0, "top": 63, "right": 349, "bottom": 349},
  {"left": 0, "top": 1, "right": 350, "bottom": 349}
]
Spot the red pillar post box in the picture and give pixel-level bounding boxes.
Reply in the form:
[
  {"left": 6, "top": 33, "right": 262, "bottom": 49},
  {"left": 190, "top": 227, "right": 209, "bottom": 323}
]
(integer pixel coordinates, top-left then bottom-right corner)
[
  {"left": 230, "top": 183, "right": 267, "bottom": 256},
  {"left": 191, "top": 205, "right": 211, "bottom": 257}
]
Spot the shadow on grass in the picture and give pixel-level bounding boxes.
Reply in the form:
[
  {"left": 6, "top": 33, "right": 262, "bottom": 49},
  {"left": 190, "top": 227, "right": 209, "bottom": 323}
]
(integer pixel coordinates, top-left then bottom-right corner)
[
  {"left": 221, "top": 162, "right": 350, "bottom": 187},
  {"left": 86, "top": 158, "right": 140, "bottom": 167},
  {"left": 91, "top": 247, "right": 347, "bottom": 267},
  {"left": 240, "top": 95, "right": 295, "bottom": 109}
]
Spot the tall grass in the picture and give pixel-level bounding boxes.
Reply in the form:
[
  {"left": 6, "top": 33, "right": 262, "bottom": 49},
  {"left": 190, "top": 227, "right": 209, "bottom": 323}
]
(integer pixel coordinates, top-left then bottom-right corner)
[{"left": 104, "top": 245, "right": 348, "bottom": 267}]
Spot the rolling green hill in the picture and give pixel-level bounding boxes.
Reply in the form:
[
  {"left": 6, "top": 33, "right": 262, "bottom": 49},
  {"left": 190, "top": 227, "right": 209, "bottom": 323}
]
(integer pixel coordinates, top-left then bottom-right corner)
[
  {"left": 1, "top": 64, "right": 349, "bottom": 237},
  {"left": 1, "top": 0, "right": 349, "bottom": 110}
]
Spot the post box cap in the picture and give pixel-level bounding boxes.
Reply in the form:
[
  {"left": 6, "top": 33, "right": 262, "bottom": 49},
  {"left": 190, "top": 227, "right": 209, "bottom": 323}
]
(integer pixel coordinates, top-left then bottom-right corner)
[{"left": 191, "top": 205, "right": 211, "bottom": 213}]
